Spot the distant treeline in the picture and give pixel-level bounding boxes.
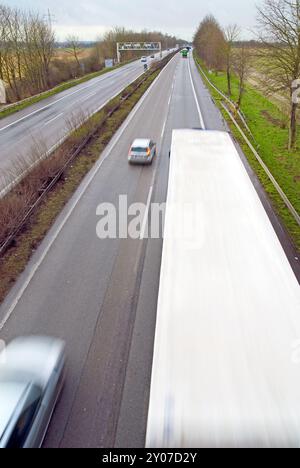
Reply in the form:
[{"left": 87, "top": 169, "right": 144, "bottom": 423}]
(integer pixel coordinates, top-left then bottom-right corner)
[
  {"left": 94, "top": 27, "right": 185, "bottom": 63},
  {"left": 0, "top": 4, "right": 185, "bottom": 104}
]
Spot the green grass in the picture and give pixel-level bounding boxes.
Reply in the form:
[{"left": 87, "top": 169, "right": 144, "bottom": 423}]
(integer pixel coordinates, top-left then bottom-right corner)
[
  {"left": 194, "top": 52, "right": 300, "bottom": 251},
  {"left": 0, "top": 59, "right": 135, "bottom": 121}
]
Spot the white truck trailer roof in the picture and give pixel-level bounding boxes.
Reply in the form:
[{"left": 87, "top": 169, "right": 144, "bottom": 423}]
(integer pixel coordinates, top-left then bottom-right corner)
[{"left": 146, "top": 129, "right": 300, "bottom": 448}]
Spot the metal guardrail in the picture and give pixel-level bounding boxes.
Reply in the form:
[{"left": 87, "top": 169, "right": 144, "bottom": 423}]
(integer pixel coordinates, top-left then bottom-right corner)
[
  {"left": 193, "top": 54, "right": 300, "bottom": 228},
  {"left": 194, "top": 58, "right": 256, "bottom": 140},
  {"left": 221, "top": 102, "right": 300, "bottom": 227},
  {"left": 0, "top": 52, "right": 177, "bottom": 258}
]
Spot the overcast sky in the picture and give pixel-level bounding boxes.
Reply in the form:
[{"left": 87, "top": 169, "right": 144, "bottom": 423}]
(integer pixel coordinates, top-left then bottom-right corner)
[{"left": 7, "top": 0, "right": 263, "bottom": 41}]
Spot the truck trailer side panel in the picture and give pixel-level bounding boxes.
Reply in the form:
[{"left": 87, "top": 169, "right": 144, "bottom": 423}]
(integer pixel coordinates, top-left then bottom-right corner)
[{"left": 146, "top": 129, "right": 300, "bottom": 448}]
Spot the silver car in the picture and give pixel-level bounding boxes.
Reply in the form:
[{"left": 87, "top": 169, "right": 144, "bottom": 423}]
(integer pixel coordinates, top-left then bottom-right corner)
[
  {"left": 0, "top": 336, "right": 65, "bottom": 448},
  {"left": 128, "top": 138, "right": 157, "bottom": 165}
]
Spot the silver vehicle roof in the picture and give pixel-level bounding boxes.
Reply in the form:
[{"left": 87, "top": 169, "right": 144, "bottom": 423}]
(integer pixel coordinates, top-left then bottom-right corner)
[
  {"left": 131, "top": 139, "right": 151, "bottom": 148},
  {"left": 0, "top": 381, "right": 28, "bottom": 440},
  {"left": 0, "top": 336, "right": 65, "bottom": 389}
]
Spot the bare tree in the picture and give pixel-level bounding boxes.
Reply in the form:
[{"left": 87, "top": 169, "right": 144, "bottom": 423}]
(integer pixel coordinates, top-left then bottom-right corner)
[
  {"left": 23, "top": 13, "right": 44, "bottom": 92},
  {"left": 224, "top": 25, "right": 240, "bottom": 96},
  {"left": 0, "top": 6, "right": 22, "bottom": 100},
  {"left": 257, "top": 0, "right": 300, "bottom": 150},
  {"left": 0, "top": 5, "right": 9, "bottom": 82},
  {"left": 0, "top": 5, "right": 55, "bottom": 101},
  {"left": 36, "top": 17, "right": 55, "bottom": 88},
  {"left": 194, "top": 15, "right": 227, "bottom": 72},
  {"left": 66, "top": 35, "right": 83, "bottom": 73},
  {"left": 232, "top": 45, "right": 252, "bottom": 109}
]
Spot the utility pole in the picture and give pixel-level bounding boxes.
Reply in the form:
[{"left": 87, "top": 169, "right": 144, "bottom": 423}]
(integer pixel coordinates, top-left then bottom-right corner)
[
  {"left": 0, "top": 80, "right": 6, "bottom": 105},
  {"left": 117, "top": 43, "right": 121, "bottom": 64}
]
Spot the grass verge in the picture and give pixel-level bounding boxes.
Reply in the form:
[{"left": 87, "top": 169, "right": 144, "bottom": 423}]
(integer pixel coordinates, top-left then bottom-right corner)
[
  {"left": 0, "top": 66, "right": 163, "bottom": 304},
  {"left": 194, "top": 51, "right": 300, "bottom": 252},
  {"left": 0, "top": 59, "right": 135, "bottom": 121}
]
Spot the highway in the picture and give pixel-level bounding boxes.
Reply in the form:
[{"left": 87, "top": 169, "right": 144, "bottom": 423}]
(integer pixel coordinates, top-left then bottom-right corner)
[
  {"left": 0, "top": 52, "right": 299, "bottom": 448},
  {"left": 0, "top": 51, "right": 169, "bottom": 196}
]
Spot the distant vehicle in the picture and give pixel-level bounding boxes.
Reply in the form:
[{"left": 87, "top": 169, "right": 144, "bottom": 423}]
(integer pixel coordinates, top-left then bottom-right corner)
[
  {"left": 150, "top": 55, "right": 155, "bottom": 59},
  {"left": 181, "top": 49, "right": 188, "bottom": 58},
  {"left": 141, "top": 56, "right": 147, "bottom": 63},
  {"left": 146, "top": 129, "right": 300, "bottom": 448},
  {"left": 0, "top": 336, "right": 65, "bottom": 448},
  {"left": 128, "top": 139, "right": 156, "bottom": 165}
]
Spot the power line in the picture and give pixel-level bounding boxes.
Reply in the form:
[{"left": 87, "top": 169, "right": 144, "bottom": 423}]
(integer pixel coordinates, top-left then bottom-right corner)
[{"left": 43, "top": 9, "right": 56, "bottom": 28}]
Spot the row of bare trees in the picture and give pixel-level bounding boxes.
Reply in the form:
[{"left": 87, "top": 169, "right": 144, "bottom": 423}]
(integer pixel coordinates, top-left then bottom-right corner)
[
  {"left": 194, "top": 0, "right": 300, "bottom": 150},
  {"left": 0, "top": 4, "right": 55, "bottom": 101},
  {"left": 194, "top": 16, "right": 252, "bottom": 112}
]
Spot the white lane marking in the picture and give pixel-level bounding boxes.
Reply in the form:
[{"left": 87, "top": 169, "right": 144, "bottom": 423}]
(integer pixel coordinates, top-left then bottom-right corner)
[
  {"left": 161, "top": 73, "right": 176, "bottom": 140},
  {"left": 44, "top": 112, "right": 64, "bottom": 126},
  {"left": 144, "top": 70, "right": 176, "bottom": 236},
  {"left": 188, "top": 57, "right": 206, "bottom": 130},
  {"left": 78, "top": 91, "right": 99, "bottom": 102},
  {"left": 161, "top": 118, "right": 167, "bottom": 139},
  {"left": 0, "top": 86, "right": 98, "bottom": 132},
  {"left": 0, "top": 53, "right": 179, "bottom": 330},
  {"left": 122, "top": 71, "right": 134, "bottom": 78},
  {"left": 140, "top": 185, "right": 154, "bottom": 240}
]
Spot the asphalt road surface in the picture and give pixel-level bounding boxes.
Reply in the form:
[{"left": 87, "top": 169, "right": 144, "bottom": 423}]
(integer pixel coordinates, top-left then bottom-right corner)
[
  {"left": 0, "top": 52, "right": 299, "bottom": 448},
  {"left": 0, "top": 51, "right": 170, "bottom": 196}
]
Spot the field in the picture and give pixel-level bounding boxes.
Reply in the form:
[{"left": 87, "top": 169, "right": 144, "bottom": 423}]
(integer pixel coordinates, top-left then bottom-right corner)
[
  {"left": 54, "top": 47, "right": 95, "bottom": 62},
  {"left": 246, "top": 50, "right": 295, "bottom": 117}
]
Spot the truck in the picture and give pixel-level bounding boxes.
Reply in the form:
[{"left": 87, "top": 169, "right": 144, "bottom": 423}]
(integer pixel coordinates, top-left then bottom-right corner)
[
  {"left": 146, "top": 129, "right": 300, "bottom": 448},
  {"left": 181, "top": 49, "right": 188, "bottom": 58}
]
